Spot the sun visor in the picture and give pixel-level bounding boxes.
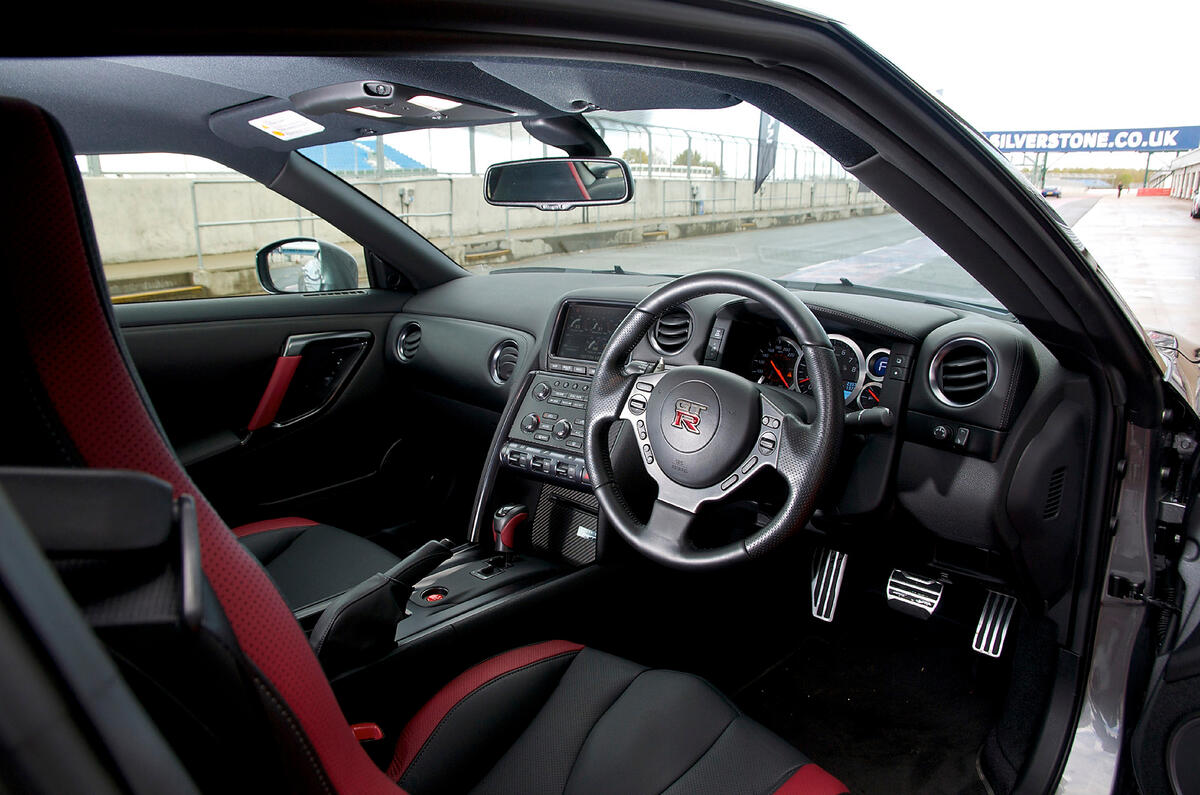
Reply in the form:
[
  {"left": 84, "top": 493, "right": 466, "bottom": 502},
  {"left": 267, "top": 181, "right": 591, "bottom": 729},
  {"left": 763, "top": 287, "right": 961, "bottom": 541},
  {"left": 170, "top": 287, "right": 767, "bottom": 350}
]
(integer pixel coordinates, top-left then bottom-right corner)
[{"left": 210, "top": 81, "right": 519, "bottom": 151}]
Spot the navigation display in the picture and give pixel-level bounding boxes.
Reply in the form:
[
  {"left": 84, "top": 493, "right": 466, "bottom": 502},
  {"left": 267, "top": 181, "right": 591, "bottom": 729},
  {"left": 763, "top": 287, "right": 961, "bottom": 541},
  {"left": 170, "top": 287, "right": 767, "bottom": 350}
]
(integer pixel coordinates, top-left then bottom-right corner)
[{"left": 555, "top": 302, "right": 632, "bottom": 362}]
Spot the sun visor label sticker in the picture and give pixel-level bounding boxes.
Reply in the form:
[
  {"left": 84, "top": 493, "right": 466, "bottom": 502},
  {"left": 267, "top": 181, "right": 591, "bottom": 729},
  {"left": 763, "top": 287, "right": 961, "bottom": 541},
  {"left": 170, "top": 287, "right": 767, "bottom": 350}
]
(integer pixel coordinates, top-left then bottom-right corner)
[{"left": 248, "top": 111, "right": 325, "bottom": 141}]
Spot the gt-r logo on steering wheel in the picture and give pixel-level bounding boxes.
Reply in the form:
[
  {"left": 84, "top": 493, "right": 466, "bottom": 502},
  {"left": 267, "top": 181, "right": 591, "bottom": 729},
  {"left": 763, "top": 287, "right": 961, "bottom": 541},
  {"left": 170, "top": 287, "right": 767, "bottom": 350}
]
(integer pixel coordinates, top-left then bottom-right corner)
[{"left": 672, "top": 399, "right": 708, "bottom": 434}]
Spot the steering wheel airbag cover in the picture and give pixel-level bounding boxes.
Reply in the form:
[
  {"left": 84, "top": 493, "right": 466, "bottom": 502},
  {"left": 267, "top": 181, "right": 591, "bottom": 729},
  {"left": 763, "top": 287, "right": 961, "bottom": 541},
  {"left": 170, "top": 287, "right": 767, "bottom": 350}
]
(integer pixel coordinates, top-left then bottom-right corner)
[{"left": 646, "top": 366, "right": 759, "bottom": 488}]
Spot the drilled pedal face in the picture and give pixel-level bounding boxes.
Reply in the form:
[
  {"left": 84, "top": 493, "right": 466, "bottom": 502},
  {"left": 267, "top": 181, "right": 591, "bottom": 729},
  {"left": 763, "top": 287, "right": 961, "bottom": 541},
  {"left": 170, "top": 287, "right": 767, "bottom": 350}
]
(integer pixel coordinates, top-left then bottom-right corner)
[
  {"left": 973, "top": 590, "right": 1016, "bottom": 658},
  {"left": 811, "top": 547, "right": 847, "bottom": 622},
  {"left": 886, "top": 569, "right": 943, "bottom": 617}
]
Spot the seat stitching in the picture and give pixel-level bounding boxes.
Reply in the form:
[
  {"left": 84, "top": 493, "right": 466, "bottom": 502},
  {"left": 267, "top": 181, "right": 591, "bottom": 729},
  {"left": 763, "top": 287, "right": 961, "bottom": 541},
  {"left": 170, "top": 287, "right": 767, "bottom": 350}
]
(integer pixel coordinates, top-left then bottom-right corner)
[
  {"left": 764, "top": 763, "right": 811, "bottom": 795},
  {"left": 253, "top": 675, "right": 335, "bottom": 795},
  {"left": 653, "top": 715, "right": 738, "bottom": 795},
  {"left": 398, "top": 653, "right": 580, "bottom": 782},
  {"left": 560, "top": 667, "right": 651, "bottom": 792}
]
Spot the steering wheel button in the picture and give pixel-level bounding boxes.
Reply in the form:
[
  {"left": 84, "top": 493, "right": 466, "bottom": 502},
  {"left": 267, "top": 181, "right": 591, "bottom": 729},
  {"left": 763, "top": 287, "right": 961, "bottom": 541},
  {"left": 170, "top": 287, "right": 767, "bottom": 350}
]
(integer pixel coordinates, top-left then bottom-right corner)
[
  {"left": 721, "top": 474, "right": 738, "bottom": 491},
  {"left": 741, "top": 456, "right": 758, "bottom": 473},
  {"left": 636, "top": 382, "right": 653, "bottom": 392},
  {"left": 758, "top": 432, "right": 777, "bottom": 454},
  {"left": 629, "top": 396, "right": 647, "bottom": 414}
]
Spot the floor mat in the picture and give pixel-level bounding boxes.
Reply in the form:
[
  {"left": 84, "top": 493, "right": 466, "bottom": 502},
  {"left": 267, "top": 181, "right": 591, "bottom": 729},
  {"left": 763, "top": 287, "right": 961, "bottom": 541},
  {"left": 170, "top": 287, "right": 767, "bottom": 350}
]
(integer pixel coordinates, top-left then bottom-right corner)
[{"left": 734, "top": 598, "right": 1007, "bottom": 795}]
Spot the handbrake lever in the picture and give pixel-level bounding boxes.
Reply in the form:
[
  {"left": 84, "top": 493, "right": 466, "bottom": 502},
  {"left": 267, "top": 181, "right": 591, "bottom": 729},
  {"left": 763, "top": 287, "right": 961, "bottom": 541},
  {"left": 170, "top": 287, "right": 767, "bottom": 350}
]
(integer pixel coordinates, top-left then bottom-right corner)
[{"left": 309, "top": 538, "right": 453, "bottom": 677}]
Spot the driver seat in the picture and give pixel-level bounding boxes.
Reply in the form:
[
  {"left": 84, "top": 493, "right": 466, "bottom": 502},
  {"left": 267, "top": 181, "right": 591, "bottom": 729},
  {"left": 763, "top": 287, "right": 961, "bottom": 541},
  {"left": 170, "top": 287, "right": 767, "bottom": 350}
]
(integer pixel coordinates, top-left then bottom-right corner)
[{"left": 0, "top": 96, "right": 848, "bottom": 794}]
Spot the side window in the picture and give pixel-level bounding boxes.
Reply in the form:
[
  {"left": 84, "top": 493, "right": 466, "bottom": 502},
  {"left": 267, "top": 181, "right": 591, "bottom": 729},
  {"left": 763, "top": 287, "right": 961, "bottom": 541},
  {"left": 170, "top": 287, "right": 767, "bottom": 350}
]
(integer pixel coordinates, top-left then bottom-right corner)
[{"left": 77, "top": 153, "right": 367, "bottom": 303}]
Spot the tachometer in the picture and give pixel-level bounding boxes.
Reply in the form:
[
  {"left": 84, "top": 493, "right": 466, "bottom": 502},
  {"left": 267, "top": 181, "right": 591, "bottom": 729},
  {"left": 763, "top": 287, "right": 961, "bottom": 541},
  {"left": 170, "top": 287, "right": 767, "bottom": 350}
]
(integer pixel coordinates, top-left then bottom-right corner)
[
  {"left": 794, "top": 334, "right": 866, "bottom": 406},
  {"left": 750, "top": 336, "right": 802, "bottom": 390}
]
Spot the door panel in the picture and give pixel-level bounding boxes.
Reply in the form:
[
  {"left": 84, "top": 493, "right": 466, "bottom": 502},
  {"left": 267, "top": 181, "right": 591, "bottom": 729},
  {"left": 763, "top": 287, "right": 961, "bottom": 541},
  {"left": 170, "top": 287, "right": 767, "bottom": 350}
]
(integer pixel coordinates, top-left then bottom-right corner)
[{"left": 118, "top": 297, "right": 488, "bottom": 547}]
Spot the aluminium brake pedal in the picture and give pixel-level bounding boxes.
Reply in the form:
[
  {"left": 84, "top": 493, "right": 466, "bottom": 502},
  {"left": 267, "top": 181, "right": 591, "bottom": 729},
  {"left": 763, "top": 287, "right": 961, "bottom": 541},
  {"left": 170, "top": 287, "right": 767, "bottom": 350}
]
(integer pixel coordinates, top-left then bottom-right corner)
[
  {"left": 885, "top": 569, "right": 944, "bottom": 619},
  {"left": 972, "top": 590, "right": 1017, "bottom": 658},
  {"left": 810, "top": 547, "right": 847, "bottom": 622}
]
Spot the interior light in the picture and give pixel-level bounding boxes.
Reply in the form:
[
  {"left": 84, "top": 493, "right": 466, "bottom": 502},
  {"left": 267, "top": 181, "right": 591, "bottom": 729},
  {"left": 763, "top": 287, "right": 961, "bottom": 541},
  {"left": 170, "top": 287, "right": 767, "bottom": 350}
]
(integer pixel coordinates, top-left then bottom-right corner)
[
  {"left": 347, "top": 106, "right": 403, "bottom": 119},
  {"left": 407, "top": 95, "right": 463, "bottom": 113}
]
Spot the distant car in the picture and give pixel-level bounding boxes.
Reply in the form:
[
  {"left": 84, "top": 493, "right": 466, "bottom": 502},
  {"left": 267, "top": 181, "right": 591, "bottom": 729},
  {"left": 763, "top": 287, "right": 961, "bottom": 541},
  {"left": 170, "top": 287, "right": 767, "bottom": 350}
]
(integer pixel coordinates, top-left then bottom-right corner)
[
  {"left": 1041, "top": 186, "right": 1062, "bottom": 198},
  {"left": 1191, "top": 187, "right": 1199, "bottom": 218}
]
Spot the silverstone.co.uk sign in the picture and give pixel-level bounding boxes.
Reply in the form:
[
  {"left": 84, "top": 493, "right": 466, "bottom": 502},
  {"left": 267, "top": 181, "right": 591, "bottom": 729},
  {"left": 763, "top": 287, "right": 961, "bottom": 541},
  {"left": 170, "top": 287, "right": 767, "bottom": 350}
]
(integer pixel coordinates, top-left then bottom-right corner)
[{"left": 984, "top": 126, "right": 1200, "bottom": 153}]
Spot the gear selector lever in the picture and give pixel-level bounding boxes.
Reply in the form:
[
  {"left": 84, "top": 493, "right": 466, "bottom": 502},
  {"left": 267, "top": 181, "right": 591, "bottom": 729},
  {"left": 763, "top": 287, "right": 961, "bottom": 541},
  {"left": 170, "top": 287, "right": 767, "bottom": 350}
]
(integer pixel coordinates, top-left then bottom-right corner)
[{"left": 492, "top": 504, "right": 528, "bottom": 568}]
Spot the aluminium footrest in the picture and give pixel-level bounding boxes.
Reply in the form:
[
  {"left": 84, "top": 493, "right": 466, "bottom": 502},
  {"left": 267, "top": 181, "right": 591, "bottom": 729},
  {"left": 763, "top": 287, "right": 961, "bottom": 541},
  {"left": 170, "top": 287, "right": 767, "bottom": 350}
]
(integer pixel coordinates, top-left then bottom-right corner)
[{"left": 810, "top": 546, "right": 847, "bottom": 622}]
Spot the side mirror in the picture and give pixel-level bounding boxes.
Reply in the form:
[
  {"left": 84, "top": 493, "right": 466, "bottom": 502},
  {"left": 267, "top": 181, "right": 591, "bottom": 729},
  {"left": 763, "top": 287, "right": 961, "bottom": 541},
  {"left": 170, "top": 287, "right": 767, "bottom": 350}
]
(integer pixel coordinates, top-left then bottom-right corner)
[
  {"left": 256, "top": 238, "right": 359, "bottom": 294},
  {"left": 484, "top": 157, "right": 633, "bottom": 211}
]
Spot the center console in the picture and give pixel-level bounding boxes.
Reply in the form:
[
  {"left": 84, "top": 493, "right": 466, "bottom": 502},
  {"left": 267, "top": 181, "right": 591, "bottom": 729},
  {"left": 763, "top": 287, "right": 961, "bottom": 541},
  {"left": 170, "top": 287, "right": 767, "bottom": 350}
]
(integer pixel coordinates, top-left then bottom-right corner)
[{"left": 499, "top": 300, "right": 633, "bottom": 489}]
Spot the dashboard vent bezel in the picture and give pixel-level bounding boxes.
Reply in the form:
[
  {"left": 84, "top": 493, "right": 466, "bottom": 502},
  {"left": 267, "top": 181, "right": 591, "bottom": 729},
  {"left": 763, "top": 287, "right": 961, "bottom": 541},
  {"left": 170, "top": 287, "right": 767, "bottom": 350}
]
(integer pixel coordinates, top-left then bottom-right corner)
[
  {"left": 396, "top": 322, "right": 422, "bottom": 362},
  {"left": 649, "top": 306, "right": 694, "bottom": 356},
  {"left": 928, "top": 336, "right": 997, "bottom": 408},
  {"left": 490, "top": 339, "right": 520, "bottom": 385}
]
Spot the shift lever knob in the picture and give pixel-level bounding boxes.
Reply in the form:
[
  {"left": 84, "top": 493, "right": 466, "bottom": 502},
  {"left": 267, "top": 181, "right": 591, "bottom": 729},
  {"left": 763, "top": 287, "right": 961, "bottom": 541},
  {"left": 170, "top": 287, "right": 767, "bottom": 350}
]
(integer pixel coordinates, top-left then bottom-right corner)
[{"left": 492, "top": 504, "right": 528, "bottom": 564}]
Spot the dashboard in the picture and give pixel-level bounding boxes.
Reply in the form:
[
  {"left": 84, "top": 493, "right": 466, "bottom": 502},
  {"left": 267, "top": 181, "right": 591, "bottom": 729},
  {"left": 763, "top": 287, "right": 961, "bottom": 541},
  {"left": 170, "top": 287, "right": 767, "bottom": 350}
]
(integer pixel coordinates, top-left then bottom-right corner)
[{"left": 391, "top": 270, "right": 1089, "bottom": 603}]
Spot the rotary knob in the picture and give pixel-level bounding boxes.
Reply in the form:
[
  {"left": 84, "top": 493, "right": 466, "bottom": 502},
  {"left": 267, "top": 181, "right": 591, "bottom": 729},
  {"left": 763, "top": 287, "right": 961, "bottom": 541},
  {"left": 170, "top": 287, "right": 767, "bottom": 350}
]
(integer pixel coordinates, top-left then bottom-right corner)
[
  {"left": 553, "top": 419, "right": 572, "bottom": 439},
  {"left": 533, "top": 382, "right": 551, "bottom": 400},
  {"left": 521, "top": 413, "right": 540, "bottom": 433}
]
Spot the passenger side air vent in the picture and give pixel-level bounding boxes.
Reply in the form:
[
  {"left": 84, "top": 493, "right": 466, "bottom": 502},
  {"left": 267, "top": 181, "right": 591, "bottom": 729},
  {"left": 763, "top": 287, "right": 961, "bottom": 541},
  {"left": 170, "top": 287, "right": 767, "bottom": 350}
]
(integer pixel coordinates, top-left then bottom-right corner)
[
  {"left": 396, "top": 322, "right": 422, "bottom": 362},
  {"left": 929, "top": 337, "right": 996, "bottom": 407},
  {"left": 490, "top": 339, "right": 520, "bottom": 384},
  {"left": 651, "top": 308, "right": 693, "bottom": 356},
  {"left": 1043, "top": 466, "right": 1067, "bottom": 520}
]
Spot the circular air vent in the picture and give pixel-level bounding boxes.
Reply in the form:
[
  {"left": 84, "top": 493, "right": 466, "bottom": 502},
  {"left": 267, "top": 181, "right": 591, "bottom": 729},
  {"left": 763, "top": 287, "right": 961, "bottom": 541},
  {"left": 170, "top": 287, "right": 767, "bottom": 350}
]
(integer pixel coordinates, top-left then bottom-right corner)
[
  {"left": 490, "top": 339, "right": 520, "bottom": 384},
  {"left": 650, "top": 307, "right": 693, "bottom": 356},
  {"left": 929, "top": 337, "right": 996, "bottom": 407},
  {"left": 396, "top": 322, "right": 422, "bottom": 362}
]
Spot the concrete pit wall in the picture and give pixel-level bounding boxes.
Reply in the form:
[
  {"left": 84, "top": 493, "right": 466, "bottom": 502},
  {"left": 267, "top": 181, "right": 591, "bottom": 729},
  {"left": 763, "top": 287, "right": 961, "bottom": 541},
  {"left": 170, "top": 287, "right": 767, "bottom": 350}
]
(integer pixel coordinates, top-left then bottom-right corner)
[{"left": 84, "top": 174, "right": 890, "bottom": 298}]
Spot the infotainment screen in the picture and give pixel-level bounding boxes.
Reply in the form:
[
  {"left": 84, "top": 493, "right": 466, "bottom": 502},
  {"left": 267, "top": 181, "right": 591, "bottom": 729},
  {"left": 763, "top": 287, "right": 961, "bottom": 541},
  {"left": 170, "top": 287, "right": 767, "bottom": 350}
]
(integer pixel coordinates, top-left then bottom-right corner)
[{"left": 554, "top": 302, "right": 633, "bottom": 362}]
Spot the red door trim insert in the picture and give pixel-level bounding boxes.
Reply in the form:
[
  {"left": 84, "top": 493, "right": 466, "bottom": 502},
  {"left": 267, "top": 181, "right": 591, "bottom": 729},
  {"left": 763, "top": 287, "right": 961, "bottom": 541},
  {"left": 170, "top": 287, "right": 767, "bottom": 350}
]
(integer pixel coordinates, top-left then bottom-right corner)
[{"left": 248, "top": 355, "right": 302, "bottom": 431}]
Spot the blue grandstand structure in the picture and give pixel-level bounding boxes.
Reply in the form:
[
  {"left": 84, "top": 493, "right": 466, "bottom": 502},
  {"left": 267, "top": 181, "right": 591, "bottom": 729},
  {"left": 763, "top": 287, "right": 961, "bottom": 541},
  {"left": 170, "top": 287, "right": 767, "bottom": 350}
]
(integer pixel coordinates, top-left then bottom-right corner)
[{"left": 300, "top": 140, "right": 429, "bottom": 175}]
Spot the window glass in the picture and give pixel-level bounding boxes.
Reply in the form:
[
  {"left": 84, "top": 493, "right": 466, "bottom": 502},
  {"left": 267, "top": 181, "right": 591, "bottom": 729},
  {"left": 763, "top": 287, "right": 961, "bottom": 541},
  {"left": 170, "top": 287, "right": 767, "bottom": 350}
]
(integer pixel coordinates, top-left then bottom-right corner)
[
  {"left": 307, "top": 105, "right": 1001, "bottom": 311},
  {"left": 79, "top": 153, "right": 367, "bottom": 303}
]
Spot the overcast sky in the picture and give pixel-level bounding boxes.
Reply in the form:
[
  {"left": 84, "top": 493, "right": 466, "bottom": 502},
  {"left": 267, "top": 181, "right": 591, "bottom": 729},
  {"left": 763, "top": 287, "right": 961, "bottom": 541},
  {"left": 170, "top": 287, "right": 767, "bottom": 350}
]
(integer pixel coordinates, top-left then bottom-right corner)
[{"left": 781, "top": 0, "right": 1199, "bottom": 168}]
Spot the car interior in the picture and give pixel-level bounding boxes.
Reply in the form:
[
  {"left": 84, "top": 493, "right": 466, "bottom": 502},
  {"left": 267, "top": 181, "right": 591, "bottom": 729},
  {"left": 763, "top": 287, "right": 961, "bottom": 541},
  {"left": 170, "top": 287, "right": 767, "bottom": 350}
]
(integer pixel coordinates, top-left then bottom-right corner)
[{"left": 0, "top": 6, "right": 1192, "bottom": 795}]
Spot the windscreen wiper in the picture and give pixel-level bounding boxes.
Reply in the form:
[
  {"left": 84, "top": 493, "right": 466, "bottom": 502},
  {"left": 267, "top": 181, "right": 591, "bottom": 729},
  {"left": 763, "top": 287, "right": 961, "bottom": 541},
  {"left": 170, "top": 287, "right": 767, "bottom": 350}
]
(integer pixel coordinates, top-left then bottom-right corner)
[{"left": 489, "top": 265, "right": 678, "bottom": 277}]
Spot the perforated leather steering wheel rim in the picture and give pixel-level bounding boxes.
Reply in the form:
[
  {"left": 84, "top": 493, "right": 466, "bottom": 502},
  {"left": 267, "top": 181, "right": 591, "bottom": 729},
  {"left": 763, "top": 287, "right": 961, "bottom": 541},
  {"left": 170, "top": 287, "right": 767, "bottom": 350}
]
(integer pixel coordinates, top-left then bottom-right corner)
[{"left": 584, "top": 270, "right": 843, "bottom": 571}]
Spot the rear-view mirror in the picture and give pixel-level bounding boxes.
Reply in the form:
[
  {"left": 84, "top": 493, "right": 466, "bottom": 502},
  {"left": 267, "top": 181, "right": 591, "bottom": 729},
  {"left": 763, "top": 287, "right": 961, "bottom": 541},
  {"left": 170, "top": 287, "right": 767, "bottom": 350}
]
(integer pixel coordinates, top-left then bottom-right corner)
[{"left": 484, "top": 157, "right": 633, "bottom": 210}]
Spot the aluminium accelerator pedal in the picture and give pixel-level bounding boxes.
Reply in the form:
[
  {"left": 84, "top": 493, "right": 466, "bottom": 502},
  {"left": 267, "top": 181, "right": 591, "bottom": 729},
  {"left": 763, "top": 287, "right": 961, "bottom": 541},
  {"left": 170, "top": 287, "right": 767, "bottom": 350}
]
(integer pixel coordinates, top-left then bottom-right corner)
[{"left": 972, "top": 590, "right": 1017, "bottom": 658}]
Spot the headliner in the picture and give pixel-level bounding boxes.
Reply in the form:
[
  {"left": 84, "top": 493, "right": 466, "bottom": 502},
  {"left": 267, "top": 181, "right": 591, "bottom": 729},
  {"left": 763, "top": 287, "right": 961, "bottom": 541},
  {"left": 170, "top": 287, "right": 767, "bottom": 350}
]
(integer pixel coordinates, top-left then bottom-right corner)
[{"left": 0, "top": 56, "right": 744, "bottom": 155}]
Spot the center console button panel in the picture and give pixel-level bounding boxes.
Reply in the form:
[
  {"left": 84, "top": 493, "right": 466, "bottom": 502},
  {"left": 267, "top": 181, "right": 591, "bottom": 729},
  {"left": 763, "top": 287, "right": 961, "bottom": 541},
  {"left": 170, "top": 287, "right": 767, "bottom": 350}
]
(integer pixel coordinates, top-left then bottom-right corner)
[{"left": 504, "top": 369, "right": 594, "bottom": 488}]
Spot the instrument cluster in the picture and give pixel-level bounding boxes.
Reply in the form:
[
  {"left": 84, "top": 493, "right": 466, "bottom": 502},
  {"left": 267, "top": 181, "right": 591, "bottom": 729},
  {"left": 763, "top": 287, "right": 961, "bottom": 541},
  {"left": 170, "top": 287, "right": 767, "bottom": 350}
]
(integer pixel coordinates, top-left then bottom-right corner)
[{"left": 746, "top": 331, "right": 891, "bottom": 409}]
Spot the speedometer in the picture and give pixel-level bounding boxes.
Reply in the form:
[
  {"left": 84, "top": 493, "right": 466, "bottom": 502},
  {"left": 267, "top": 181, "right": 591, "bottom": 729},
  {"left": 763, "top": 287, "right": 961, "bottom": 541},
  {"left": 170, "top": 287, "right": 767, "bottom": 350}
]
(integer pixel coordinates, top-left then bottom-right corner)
[
  {"left": 750, "top": 336, "right": 802, "bottom": 390},
  {"left": 794, "top": 334, "right": 866, "bottom": 406}
]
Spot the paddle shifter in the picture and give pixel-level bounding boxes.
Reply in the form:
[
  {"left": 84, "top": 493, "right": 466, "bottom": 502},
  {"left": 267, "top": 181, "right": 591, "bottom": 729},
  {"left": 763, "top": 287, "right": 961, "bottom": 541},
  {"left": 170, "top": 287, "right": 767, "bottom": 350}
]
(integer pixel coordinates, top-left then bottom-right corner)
[{"left": 492, "top": 503, "right": 528, "bottom": 568}]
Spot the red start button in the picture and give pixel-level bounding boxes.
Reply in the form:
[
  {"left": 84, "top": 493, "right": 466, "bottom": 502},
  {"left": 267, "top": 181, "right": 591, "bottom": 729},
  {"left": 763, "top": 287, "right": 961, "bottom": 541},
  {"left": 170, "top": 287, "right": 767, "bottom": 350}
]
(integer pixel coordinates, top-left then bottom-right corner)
[{"left": 421, "top": 587, "right": 448, "bottom": 603}]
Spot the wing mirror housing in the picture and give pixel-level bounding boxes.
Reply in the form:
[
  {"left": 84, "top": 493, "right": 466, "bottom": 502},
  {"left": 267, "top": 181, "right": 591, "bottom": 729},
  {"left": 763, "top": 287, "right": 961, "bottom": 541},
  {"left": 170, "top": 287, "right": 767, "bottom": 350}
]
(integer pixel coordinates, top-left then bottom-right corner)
[{"left": 484, "top": 157, "right": 633, "bottom": 211}]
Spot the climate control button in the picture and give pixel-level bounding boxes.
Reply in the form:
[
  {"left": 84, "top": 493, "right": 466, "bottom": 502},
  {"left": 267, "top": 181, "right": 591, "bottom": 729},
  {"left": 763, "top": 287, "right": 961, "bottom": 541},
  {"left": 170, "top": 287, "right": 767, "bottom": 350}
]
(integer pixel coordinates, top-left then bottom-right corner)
[
  {"left": 520, "top": 413, "right": 540, "bottom": 433},
  {"left": 553, "top": 420, "right": 573, "bottom": 439}
]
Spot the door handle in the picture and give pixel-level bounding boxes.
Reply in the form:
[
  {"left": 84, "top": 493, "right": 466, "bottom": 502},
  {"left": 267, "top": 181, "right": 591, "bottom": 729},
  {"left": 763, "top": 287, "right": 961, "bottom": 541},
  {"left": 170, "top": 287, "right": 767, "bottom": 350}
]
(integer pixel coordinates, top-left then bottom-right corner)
[{"left": 246, "top": 331, "right": 372, "bottom": 432}]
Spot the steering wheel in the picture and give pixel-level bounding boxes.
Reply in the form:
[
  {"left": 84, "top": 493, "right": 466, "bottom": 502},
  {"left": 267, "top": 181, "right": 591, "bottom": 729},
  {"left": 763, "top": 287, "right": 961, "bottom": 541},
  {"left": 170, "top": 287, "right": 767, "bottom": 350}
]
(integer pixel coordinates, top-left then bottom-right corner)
[{"left": 584, "top": 270, "right": 843, "bottom": 570}]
